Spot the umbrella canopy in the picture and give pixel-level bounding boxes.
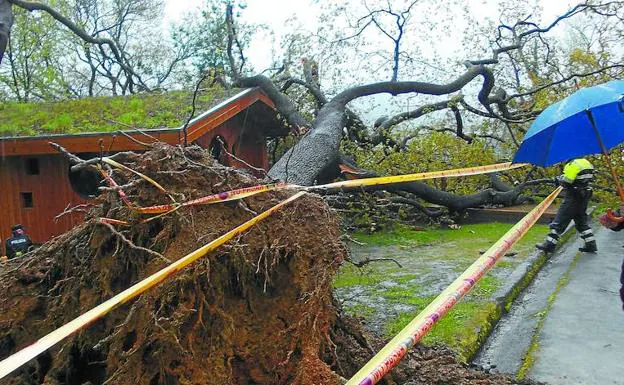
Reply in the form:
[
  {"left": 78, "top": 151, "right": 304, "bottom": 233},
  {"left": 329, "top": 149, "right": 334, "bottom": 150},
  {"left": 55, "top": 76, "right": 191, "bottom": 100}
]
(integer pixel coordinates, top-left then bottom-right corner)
[{"left": 513, "top": 79, "right": 624, "bottom": 166}]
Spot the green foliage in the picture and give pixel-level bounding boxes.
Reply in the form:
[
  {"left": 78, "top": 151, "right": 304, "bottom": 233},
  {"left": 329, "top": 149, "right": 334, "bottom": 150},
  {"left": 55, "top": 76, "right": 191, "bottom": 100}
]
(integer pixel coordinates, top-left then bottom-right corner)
[
  {"left": 0, "top": 6, "right": 70, "bottom": 101},
  {"left": 172, "top": 1, "right": 255, "bottom": 76},
  {"left": 354, "top": 132, "right": 497, "bottom": 196},
  {"left": 0, "top": 88, "right": 235, "bottom": 136}
]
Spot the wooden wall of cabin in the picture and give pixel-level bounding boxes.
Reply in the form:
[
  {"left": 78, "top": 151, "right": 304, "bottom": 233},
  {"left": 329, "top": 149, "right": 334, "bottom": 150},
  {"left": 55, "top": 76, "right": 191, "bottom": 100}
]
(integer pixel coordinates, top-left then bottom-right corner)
[
  {"left": 194, "top": 120, "right": 268, "bottom": 174},
  {"left": 0, "top": 155, "right": 85, "bottom": 253}
]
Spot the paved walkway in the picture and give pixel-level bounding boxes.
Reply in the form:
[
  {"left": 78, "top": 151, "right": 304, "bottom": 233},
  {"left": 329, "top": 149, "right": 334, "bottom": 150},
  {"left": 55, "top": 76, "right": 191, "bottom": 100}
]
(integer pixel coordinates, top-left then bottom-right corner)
[
  {"left": 476, "top": 225, "right": 624, "bottom": 384},
  {"left": 528, "top": 226, "right": 624, "bottom": 384}
]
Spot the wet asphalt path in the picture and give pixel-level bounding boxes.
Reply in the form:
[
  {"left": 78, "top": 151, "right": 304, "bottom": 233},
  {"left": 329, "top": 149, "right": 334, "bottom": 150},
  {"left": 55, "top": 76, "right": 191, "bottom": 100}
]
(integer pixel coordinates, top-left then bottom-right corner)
[{"left": 475, "top": 226, "right": 624, "bottom": 384}]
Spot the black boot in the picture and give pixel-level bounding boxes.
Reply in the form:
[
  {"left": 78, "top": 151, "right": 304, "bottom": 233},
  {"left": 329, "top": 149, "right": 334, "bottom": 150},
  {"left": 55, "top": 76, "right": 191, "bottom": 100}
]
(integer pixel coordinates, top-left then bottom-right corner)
[
  {"left": 536, "top": 240, "right": 556, "bottom": 253},
  {"left": 579, "top": 240, "right": 597, "bottom": 253}
]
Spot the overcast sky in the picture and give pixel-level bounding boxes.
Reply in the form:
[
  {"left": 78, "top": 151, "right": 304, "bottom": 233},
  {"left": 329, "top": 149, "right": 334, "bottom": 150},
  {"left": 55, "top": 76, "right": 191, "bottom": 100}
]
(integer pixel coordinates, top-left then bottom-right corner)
[
  {"left": 161, "top": 0, "right": 578, "bottom": 121},
  {"left": 162, "top": 0, "right": 576, "bottom": 72}
]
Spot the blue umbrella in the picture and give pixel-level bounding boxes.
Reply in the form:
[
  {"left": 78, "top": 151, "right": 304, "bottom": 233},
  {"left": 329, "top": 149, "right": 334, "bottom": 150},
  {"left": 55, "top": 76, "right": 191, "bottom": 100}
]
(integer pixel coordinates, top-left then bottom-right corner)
[{"left": 513, "top": 79, "right": 624, "bottom": 200}]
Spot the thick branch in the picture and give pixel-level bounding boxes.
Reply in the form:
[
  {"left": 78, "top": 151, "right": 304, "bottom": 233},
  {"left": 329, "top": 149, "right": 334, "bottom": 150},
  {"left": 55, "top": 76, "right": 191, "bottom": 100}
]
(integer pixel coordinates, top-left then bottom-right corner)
[
  {"left": 7, "top": 0, "right": 148, "bottom": 91},
  {"left": 225, "top": 3, "right": 245, "bottom": 79},
  {"left": 267, "top": 65, "right": 498, "bottom": 184},
  {"left": 235, "top": 75, "right": 311, "bottom": 130},
  {"left": 333, "top": 65, "right": 495, "bottom": 111}
]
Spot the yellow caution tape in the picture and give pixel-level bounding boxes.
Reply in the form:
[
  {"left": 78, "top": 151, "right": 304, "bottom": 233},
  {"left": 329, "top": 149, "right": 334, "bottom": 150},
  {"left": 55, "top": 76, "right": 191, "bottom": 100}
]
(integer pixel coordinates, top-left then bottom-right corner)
[
  {"left": 136, "top": 183, "right": 298, "bottom": 214},
  {"left": 346, "top": 186, "right": 562, "bottom": 385},
  {"left": 136, "top": 162, "right": 526, "bottom": 215},
  {"left": 0, "top": 191, "right": 307, "bottom": 380},
  {"left": 318, "top": 162, "right": 526, "bottom": 190}
]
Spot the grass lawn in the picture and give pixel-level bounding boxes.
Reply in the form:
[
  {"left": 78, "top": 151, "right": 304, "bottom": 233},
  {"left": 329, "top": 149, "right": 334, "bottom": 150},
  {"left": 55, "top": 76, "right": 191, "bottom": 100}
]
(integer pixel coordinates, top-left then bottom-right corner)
[{"left": 334, "top": 222, "right": 548, "bottom": 362}]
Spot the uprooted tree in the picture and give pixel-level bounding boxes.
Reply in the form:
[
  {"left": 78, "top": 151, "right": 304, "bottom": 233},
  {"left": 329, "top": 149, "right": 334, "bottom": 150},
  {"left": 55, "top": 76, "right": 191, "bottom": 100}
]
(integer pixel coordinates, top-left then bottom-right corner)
[{"left": 1, "top": 0, "right": 624, "bottom": 214}]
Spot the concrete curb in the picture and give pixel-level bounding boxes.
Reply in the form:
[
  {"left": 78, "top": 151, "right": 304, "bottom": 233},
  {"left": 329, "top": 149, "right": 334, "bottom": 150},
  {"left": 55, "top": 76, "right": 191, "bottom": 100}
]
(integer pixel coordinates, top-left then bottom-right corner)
[{"left": 466, "top": 208, "right": 593, "bottom": 362}]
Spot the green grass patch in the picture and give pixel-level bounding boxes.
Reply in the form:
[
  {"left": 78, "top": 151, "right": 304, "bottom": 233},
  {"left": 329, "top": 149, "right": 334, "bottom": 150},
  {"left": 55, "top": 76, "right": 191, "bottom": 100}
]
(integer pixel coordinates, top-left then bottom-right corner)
[
  {"left": 343, "top": 303, "right": 377, "bottom": 318},
  {"left": 384, "top": 298, "right": 499, "bottom": 362},
  {"left": 335, "top": 222, "right": 550, "bottom": 361},
  {"left": 333, "top": 264, "right": 383, "bottom": 288},
  {"left": 352, "top": 222, "right": 547, "bottom": 253},
  {"left": 0, "top": 87, "right": 238, "bottom": 136}
]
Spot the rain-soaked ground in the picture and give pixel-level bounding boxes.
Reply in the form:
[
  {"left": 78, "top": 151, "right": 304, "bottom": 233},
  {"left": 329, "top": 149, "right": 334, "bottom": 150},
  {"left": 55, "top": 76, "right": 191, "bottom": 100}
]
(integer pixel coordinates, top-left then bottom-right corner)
[{"left": 334, "top": 223, "right": 547, "bottom": 360}]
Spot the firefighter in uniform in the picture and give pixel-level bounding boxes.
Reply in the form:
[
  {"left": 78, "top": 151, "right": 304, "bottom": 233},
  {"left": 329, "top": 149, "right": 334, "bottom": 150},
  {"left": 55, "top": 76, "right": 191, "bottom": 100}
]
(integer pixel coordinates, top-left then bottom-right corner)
[
  {"left": 536, "top": 158, "right": 597, "bottom": 253},
  {"left": 5, "top": 224, "right": 33, "bottom": 259}
]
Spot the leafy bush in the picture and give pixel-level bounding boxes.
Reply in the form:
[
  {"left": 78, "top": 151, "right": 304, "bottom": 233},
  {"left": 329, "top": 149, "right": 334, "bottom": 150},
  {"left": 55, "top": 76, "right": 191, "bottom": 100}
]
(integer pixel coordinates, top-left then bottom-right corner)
[{"left": 355, "top": 132, "right": 498, "bottom": 195}]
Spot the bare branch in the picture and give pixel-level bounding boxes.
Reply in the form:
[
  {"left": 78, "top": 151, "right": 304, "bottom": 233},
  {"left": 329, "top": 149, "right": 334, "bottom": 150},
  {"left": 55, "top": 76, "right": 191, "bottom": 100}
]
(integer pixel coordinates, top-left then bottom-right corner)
[
  {"left": 466, "top": 2, "right": 624, "bottom": 71},
  {"left": 7, "top": 0, "right": 148, "bottom": 91},
  {"left": 507, "top": 64, "right": 624, "bottom": 100},
  {"left": 235, "top": 75, "right": 312, "bottom": 130},
  {"left": 346, "top": 255, "right": 403, "bottom": 268}
]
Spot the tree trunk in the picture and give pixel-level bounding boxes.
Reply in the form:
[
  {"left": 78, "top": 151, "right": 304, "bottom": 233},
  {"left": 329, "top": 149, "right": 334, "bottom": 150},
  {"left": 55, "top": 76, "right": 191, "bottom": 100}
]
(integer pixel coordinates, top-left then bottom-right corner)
[
  {"left": 268, "top": 102, "right": 346, "bottom": 184},
  {"left": 0, "top": 0, "right": 13, "bottom": 64}
]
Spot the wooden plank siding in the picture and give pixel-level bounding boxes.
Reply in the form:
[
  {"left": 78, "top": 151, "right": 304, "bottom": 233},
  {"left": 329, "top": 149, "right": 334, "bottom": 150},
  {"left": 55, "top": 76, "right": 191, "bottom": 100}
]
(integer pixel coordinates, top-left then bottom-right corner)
[
  {"left": 185, "top": 89, "right": 273, "bottom": 143},
  {"left": 0, "top": 155, "right": 85, "bottom": 253}
]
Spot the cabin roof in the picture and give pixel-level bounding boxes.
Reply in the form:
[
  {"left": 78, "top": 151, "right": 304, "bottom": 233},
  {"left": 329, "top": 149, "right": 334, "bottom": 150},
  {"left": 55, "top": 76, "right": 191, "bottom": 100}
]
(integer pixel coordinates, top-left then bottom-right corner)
[{"left": 0, "top": 88, "right": 279, "bottom": 156}]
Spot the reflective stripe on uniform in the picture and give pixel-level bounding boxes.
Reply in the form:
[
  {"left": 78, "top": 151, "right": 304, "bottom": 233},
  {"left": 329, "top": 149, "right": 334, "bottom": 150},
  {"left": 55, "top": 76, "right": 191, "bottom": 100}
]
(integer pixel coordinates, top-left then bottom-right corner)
[
  {"left": 581, "top": 229, "right": 593, "bottom": 236},
  {"left": 583, "top": 236, "right": 596, "bottom": 243},
  {"left": 547, "top": 236, "right": 559, "bottom": 244}
]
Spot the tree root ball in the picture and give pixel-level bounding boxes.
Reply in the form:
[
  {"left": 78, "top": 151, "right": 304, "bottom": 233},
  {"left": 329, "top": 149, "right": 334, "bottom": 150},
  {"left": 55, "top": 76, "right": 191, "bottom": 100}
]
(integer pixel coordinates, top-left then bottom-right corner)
[{"left": 0, "top": 144, "right": 540, "bottom": 385}]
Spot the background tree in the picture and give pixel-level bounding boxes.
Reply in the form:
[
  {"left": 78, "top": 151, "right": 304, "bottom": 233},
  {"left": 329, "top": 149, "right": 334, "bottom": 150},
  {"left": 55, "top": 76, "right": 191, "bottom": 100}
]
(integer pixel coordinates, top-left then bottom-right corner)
[
  {"left": 0, "top": 4, "right": 69, "bottom": 101},
  {"left": 0, "top": 0, "right": 194, "bottom": 99}
]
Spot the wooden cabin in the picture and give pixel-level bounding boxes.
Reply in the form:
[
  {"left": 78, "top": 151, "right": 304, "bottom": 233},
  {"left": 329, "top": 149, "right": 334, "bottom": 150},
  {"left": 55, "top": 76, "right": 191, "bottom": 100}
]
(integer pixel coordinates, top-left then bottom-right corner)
[{"left": 0, "top": 88, "right": 285, "bottom": 250}]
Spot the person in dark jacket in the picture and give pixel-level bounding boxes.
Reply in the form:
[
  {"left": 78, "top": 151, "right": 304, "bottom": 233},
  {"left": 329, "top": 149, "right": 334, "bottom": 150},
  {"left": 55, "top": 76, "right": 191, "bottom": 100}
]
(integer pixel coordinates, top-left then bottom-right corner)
[
  {"left": 536, "top": 158, "right": 597, "bottom": 253},
  {"left": 5, "top": 224, "right": 32, "bottom": 259},
  {"left": 599, "top": 209, "right": 624, "bottom": 311}
]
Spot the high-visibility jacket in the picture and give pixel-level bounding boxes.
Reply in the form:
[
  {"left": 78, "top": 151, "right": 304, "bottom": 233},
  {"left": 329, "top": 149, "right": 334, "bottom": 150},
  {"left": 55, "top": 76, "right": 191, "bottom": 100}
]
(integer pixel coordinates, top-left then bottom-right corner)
[{"left": 560, "top": 158, "right": 594, "bottom": 188}]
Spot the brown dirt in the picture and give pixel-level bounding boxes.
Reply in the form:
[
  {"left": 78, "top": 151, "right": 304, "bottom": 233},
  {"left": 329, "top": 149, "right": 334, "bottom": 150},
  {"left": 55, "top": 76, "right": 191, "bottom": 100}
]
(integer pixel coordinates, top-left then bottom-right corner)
[{"left": 0, "top": 144, "right": 540, "bottom": 385}]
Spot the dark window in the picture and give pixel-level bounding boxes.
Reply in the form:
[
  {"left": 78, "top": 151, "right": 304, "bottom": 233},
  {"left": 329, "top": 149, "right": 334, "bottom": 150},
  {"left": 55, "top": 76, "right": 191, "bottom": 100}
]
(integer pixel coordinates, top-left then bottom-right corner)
[
  {"left": 21, "top": 192, "right": 33, "bottom": 208},
  {"left": 25, "top": 158, "right": 40, "bottom": 175},
  {"left": 68, "top": 166, "right": 103, "bottom": 199}
]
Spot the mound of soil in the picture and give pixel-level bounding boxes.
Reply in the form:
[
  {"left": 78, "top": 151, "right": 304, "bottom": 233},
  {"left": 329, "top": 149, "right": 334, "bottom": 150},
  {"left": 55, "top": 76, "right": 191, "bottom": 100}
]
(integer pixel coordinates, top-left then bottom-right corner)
[{"left": 0, "top": 144, "right": 539, "bottom": 385}]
